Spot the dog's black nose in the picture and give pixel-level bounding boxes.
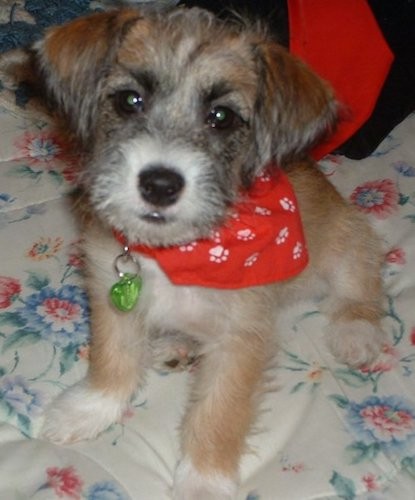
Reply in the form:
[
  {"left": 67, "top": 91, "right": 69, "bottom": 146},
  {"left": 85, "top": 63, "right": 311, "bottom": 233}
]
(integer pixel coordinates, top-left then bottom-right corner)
[{"left": 138, "top": 166, "right": 185, "bottom": 207}]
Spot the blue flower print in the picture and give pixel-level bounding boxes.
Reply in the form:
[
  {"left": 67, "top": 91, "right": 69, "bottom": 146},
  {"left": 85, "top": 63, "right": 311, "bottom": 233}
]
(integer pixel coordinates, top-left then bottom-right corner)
[
  {"left": 26, "top": 203, "right": 47, "bottom": 216},
  {"left": 246, "top": 493, "right": 261, "bottom": 500},
  {"left": 346, "top": 396, "right": 415, "bottom": 455},
  {"left": 0, "top": 0, "right": 96, "bottom": 54},
  {"left": 393, "top": 161, "right": 415, "bottom": 177},
  {"left": 86, "top": 481, "right": 129, "bottom": 500},
  {"left": 16, "top": 285, "right": 90, "bottom": 348},
  {"left": 0, "top": 375, "right": 44, "bottom": 418},
  {"left": 0, "top": 193, "right": 16, "bottom": 210}
]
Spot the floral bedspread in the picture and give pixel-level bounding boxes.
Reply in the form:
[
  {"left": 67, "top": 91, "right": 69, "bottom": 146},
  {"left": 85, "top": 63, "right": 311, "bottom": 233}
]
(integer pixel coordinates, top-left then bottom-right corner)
[{"left": 1, "top": 12, "right": 415, "bottom": 500}]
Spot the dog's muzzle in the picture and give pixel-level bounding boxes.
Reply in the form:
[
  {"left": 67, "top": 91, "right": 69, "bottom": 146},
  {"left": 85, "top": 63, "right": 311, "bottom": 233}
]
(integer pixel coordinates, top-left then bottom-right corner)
[{"left": 138, "top": 165, "right": 185, "bottom": 207}]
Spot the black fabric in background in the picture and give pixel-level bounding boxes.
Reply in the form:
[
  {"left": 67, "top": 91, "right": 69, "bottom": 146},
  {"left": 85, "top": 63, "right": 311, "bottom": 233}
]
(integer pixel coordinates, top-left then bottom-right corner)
[
  {"left": 181, "top": 0, "right": 415, "bottom": 159},
  {"left": 180, "top": 0, "right": 289, "bottom": 46}
]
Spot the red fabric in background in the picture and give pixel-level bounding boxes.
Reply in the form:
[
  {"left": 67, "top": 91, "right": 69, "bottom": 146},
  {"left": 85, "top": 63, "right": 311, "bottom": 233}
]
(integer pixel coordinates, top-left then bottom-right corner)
[{"left": 288, "top": 0, "right": 394, "bottom": 159}]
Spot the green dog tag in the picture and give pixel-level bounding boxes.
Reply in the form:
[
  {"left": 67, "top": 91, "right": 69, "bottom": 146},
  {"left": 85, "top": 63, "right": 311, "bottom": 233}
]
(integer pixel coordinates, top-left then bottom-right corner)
[{"left": 110, "top": 273, "right": 142, "bottom": 312}]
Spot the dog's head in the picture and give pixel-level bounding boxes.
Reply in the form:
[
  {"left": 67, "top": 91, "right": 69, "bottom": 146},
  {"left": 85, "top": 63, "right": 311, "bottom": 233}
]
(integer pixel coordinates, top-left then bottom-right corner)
[{"left": 34, "top": 7, "right": 337, "bottom": 246}]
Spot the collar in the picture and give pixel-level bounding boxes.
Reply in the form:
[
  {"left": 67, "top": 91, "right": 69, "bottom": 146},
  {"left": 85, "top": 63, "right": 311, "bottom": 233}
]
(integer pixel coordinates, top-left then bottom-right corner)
[{"left": 114, "top": 167, "right": 308, "bottom": 289}]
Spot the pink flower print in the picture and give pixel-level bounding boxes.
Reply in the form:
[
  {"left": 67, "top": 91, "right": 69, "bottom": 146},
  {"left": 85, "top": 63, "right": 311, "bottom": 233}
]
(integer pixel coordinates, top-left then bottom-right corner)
[
  {"left": 0, "top": 276, "right": 21, "bottom": 309},
  {"left": 360, "top": 344, "right": 399, "bottom": 374},
  {"left": 14, "top": 131, "right": 81, "bottom": 185},
  {"left": 27, "top": 236, "right": 64, "bottom": 261},
  {"left": 350, "top": 179, "right": 399, "bottom": 219},
  {"left": 46, "top": 466, "right": 83, "bottom": 499},
  {"left": 40, "top": 298, "right": 83, "bottom": 332},
  {"left": 66, "top": 239, "right": 85, "bottom": 269},
  {"left": 62, "top": 163, "right": 82, "bottom": 185},
  {"left": 362, "top": 473, "right": 380, "bottom": 492},
  {"left": 77, "top": 345, "right": 90, "bottom": 360},
  {"left": 282, "top": 462, "right": 305, "bottom": 473},
  {"left": 14, "top": 131, "right": 68, "bottom": 167},
  {"left": 68, "top": 252, "right": 84, "bottom": 270},
  {"left": 361, "top": 405, "right": 414, "bottom": 441},
  {"left": 307, "top": 365, "right": 324, "bottom": 382},
  {"left": 347, "top": 396, "right": 415, "bottom": 447},
  {"left": 386, "top": 248, "right": 406, "bottom": 265},
  {"left": 68, "top": 253, "right": 83, "bottom": 268},
  {"left": 16, "top": 285, "right": 89, "bottom": 348},
  {"left": 121, "top": 406, "right": 135, "bottom": 423}
]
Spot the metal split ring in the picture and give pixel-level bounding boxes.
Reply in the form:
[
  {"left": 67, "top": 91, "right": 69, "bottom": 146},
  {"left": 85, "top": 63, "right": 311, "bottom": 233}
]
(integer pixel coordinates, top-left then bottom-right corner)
[{"left": 113, "top": 246, "right": 141, "bottom": 278}]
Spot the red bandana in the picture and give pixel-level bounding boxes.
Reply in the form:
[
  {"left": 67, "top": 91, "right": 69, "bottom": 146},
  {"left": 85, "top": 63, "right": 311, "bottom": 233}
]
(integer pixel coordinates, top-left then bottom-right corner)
[{"left": 115, "top": 168, "right": 308, "bottom": 289}]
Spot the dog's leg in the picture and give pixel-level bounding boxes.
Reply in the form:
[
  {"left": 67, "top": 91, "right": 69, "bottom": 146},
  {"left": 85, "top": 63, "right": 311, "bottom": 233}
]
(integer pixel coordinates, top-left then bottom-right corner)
[
  {"left": 41, "top": 299, "right": 148, "bottom": 444},
  {"left": 286, "top": 162, "right": 386, "bottom": 368},
  {"left": 42, "top": 229, "right": 148, "bottom": 444},
  {"left": 173, "top": 327, "right": 269, "bottom": 500},
  {"left": 323, "top": 235, "right": 386, "bottom": 367}
]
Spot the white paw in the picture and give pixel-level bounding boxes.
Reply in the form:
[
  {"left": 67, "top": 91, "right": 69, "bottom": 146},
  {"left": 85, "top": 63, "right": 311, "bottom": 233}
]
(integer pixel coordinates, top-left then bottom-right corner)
[
  {"left": 326, "top": 320, "right": 386, "bottom": 368},
  {"left": 173, "top": 459, "right": 237, "bottom": 500},
  {"left": 41, "top": 382, "right": 125, "bottom": 444}
]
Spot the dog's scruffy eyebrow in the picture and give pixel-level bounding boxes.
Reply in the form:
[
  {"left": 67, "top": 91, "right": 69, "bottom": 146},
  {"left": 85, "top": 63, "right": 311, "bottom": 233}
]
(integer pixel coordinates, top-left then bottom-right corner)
[
  {"left": 129, "top": 69, "right": 159, "bottom": 93},
  {"left": 204, "top": 81, "right": 234, "bottom": 103}
]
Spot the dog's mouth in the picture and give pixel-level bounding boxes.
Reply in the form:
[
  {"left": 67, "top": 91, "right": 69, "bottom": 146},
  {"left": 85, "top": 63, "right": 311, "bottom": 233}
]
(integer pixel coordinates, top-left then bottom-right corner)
[{"left": 140, "top": 210, "right": 168, "bottom": 224}]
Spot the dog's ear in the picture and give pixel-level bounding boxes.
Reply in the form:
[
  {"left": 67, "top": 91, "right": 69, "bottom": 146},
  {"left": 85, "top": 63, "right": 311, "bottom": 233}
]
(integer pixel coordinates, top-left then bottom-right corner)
[
  {"left": 33, "top": 9, "right": 142, "bottom": 143},
  {"left": 251, "top": 39, "right": 338, "bottom": 170}
]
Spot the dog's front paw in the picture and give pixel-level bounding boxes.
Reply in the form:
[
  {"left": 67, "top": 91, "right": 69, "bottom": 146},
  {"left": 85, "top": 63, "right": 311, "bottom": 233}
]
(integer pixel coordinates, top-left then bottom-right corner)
[
  {"left": 326, "top": 320, "right": 386, "bottom": 368},
  {"left": 41, "top": 382, "right": 125, "bottom": 444},
  {"left": 173, "top": 459, "right": 237, "bottom": 500}
]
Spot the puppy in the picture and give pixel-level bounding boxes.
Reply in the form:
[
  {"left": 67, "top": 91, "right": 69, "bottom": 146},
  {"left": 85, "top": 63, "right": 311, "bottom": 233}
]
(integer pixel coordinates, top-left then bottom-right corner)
[{"left": 33, "top": 7, "right": 385, "bottom": 499}]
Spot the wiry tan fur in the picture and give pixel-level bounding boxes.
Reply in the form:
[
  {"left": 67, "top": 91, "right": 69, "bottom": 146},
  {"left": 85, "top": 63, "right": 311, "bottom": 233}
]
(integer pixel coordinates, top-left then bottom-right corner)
[{"left": 20, "top": 7, "right": 388, "bottom": 499}]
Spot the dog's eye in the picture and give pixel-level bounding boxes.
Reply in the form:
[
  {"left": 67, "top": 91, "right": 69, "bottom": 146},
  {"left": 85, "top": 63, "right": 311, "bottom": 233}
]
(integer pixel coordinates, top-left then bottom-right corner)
[
  {"left": 114, "top": 90, "right": 144, "bottom": 115},
  {"left": 206, "top": 106, "right": 237, "bottom": 130}
]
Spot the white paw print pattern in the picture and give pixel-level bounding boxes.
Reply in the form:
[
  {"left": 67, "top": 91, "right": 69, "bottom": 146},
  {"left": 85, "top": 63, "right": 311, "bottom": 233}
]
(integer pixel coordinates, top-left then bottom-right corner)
[
  {"left": 254, "top": 206, "right": 272, "bottom": 216},
  {"left": 179, "top": 241, "right": 197, "bottom": 252},
  {"left": 209, "top": 230, "right": 221, "bottom": 243},
  {"left": 275, "top": 226, "right": 289, "bottom": 245},
  {"left": 244, "top": 253, "right": 259, "bottom": 267},
  {"left": 280, "top": 197, "right": 296, "bottom": 213},
  {"left": 237, "top": 228, "right": 256, "bottom": 241},
  {"left": 229, "top": 210, "right": 241, "bottom": 221},
  {"left": 293, "top": 242, "right": 303, "bottom": 260},
  {"left": 209, "top": 245, "right": 230, "bottom": 263},
  {"left": 258, "top": 173, "right": 271, "bottom": 182}
]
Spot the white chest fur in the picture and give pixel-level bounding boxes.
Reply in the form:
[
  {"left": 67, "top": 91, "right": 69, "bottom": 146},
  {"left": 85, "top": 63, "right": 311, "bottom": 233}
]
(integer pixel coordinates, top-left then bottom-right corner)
[{"left": 138, "top": 257, "right": 227, "bottom": 341}]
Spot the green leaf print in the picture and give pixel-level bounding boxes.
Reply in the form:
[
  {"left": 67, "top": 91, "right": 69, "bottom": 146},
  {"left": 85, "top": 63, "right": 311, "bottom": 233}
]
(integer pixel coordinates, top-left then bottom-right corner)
[
  {"left": 2, "top": 328, "right": 41, "bottom": 353},
  {"left": 330, "top": 471, "right": 356, "bottom": 500}
]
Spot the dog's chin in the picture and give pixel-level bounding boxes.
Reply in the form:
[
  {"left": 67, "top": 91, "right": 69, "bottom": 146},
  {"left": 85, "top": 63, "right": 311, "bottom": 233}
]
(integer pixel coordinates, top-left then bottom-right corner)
[{"left": 113, "top": 212, "right": 214, "bottom": 249}]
